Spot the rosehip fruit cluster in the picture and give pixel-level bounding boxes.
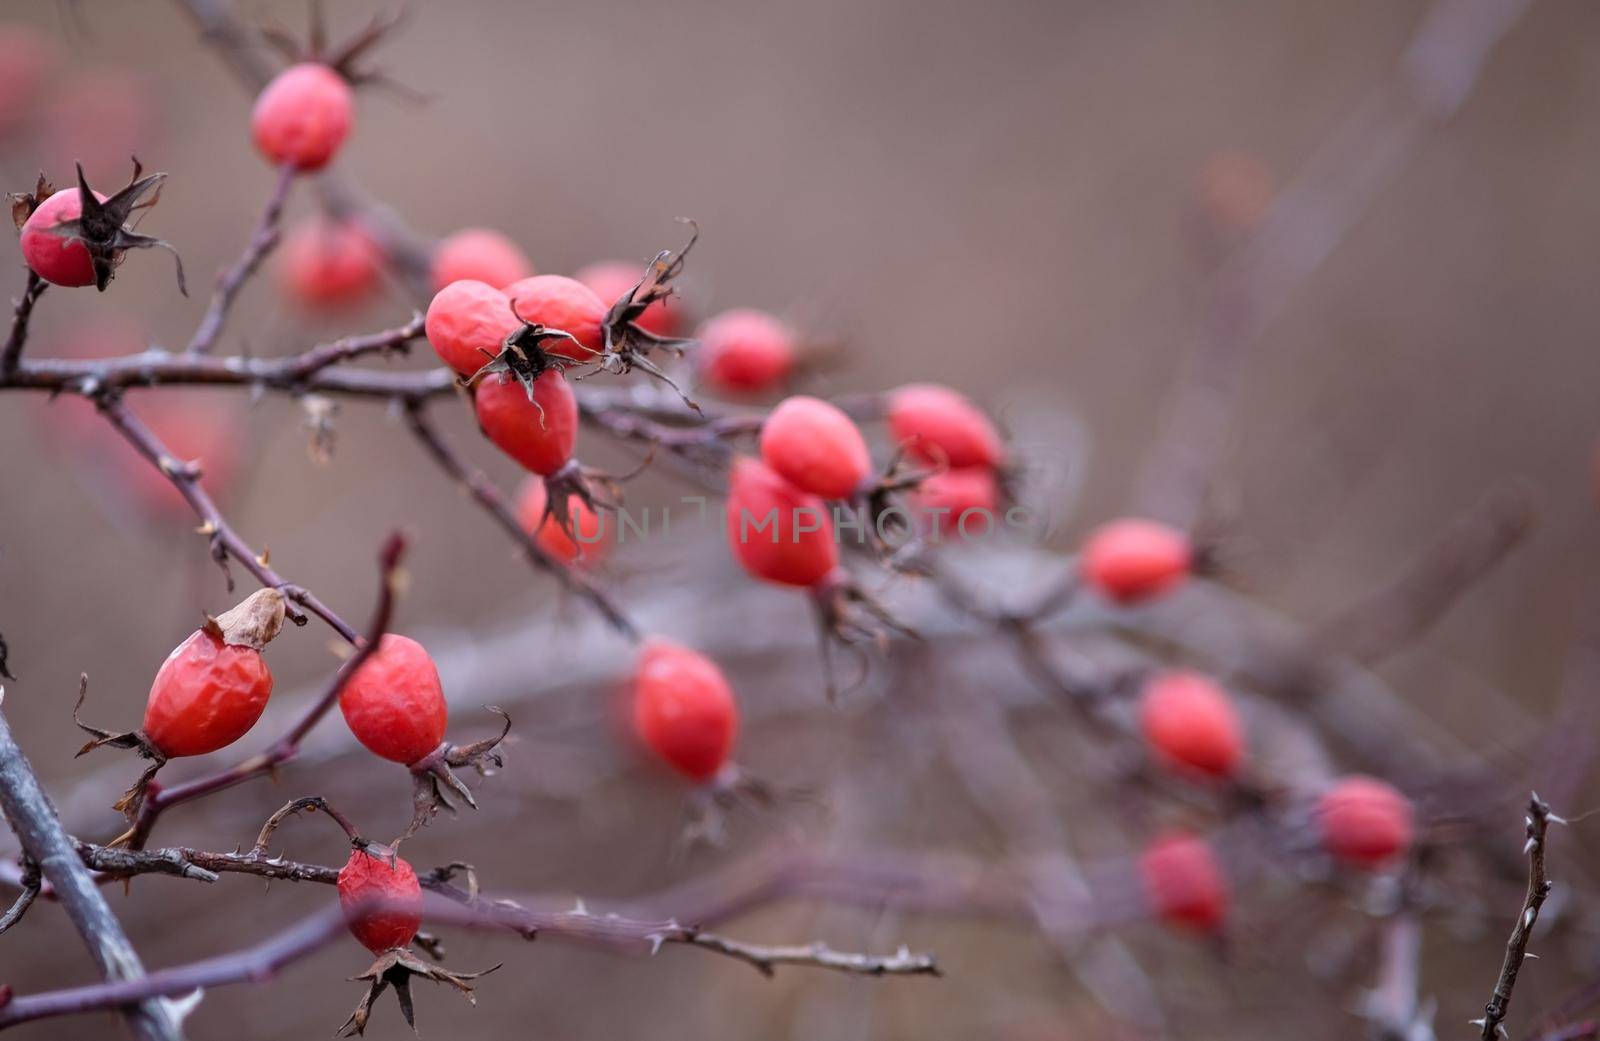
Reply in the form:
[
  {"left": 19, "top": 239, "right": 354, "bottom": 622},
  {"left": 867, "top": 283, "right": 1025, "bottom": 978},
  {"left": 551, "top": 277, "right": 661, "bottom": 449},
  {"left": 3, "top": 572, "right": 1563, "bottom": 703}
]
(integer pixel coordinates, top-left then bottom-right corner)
[{"left": 888, "top": 383, "right": 1007, "bottom": 541}]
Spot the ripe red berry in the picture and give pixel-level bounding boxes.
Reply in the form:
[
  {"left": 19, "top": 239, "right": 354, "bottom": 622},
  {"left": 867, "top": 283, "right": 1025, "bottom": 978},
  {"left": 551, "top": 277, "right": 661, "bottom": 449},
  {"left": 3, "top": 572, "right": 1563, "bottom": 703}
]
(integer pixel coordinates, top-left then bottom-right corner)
[
  {"left": 515, "top": 477, "right": 611, "bottom": 567},
  {"left": 277, "top": 218, "right": 383, "bottom": 310},
  {"left": 697, "top": 309, "right": 795, "bottom": 396},
  {"left": 425, "top": 279, "right": 520, "bottom": 377},
  {"left": 432, "top": 228, "right": 533, "bottom": 292},
  {"left": 19, "top": 187, "right": 109, "bottom": 287},
  {"left": 575, "top": 261, "right": 679, "bottom": 338},
  {"left": 1315, "top": 775, "right": 1414, "bottom": 869},
  {"left": 1139, "top": 831, "right": 1228, "bottom": 932},
  {"left": 1138, "top": 671, "right": 1244, "bottom": 780},
  {"left": 1079, "top": 518, "right": 1192, "bottom": 604},
  {"left": 760, "top": 396, "right": 872, "bottom": 500},
  {"left": 338, "top": 847, "right": 423, "bottom": 954},
  {"left": 474, "top": 370, "right": 578, "bottom": 477},
  {"left": 339, "top": 634, "right": 448, "bottom": 765},
  {"left": 726, "top": 456, "right": 839, "bottom": 588},
  {"left": 887, "top": 384, "right": 1004, "bottom": 469},
  {"left": 913, "top": 467, "right": 999, "bottom": 538},
  {"left": 251, "top": 62, "right": 353, "bottom": 171},
  {"left": 143, "top": 629, "right": 273, "bottom": 758},
  {"left": 503, "top": 274, "right": 606, "bottom": 361},
  {"left": 632, "top": 640, "right": 739, "bottom": 782}
]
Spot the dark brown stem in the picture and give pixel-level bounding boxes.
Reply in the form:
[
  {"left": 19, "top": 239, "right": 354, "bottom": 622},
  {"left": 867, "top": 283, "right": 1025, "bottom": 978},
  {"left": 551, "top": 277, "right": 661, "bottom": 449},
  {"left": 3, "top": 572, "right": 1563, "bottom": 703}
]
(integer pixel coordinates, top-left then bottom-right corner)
[
  {"left": 0, "top": 693, "right": 183, "bottom": 1040},
  {"left": 1478, "top": 794, "right": 1555, "bottom": 1041},
  {"left": 0, "top": 859, "right": 37, "bottom": 935},
  {"left": 186, "top": 163, "right": 296, "bottom": 355},
  {"left": 0, "top": 272, "right": 45, "bottom": 376}
]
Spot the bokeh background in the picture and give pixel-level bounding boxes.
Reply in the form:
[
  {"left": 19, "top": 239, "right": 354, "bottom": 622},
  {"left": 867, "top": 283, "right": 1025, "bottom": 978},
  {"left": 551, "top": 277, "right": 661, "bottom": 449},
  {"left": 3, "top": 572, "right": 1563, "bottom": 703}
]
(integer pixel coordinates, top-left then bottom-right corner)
[{"left": 3, "top": 0, "right": 1600, "bottom": 1038}]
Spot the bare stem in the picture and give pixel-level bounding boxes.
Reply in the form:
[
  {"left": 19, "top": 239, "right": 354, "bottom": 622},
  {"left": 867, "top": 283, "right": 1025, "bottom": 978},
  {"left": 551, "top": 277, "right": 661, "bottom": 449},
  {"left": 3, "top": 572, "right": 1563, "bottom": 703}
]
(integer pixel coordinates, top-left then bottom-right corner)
[
  {"left": 1477, "top": 794, "right": 1555, "bottom": 1041},
  {"left": 186, "top": 163, "right": 296, "bottom": 355},
  {"left": 0, "top": 272, "right": 45, "bottom": 376}
]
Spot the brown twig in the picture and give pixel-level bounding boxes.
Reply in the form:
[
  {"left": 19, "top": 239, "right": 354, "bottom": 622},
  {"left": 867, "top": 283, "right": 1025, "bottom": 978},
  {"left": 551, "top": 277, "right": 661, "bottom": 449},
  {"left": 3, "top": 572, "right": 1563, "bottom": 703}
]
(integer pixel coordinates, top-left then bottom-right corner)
[
  {"left": 0, "top": 271, "right": 45, "bottom": 376},
  {"left": 185, "top": 163, "right": 296, "bottom": 355},
  {"left": 1476, "top": 794, "right": 1555, "bottom": 1041}
]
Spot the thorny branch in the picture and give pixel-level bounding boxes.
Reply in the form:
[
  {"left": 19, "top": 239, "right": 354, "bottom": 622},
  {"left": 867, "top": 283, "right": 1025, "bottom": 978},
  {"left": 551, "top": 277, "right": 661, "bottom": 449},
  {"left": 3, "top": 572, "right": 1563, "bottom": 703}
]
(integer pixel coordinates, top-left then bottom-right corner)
[
  {"left": 185, "top": 163, "right": 296, "bottom": 355},
  {"left": 0, "top": 271, "right": 45, "bottom": 375},
  {"left": 1476, "top": 794, "right": 1556, "bottom": 1041}
]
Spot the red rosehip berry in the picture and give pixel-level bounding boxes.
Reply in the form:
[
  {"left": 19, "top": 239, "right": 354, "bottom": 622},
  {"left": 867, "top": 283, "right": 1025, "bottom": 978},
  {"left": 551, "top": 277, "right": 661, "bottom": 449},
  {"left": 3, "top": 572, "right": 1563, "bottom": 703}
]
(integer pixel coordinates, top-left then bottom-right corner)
[
  {"left": 515, "top": 477, "right": 611, "bottom": 567},
  {"left": 277, "top": 218, "right": 383, "bottom": 310},
  {"left": 760, "top": 396, "right": 872, "bottom": 501},
  {"left": 0, "top": 26, "right": 50, "bottom": 139},
  {"left": 432, "top": 228, "right": 533, "bottom": 292},
  {"left": 632, "top": 640, "right": 739, "bottom": 782},
  {"left": 338, "top": 847, "right": 423, "bottom": 954},
  {"left": 726, "top": 456, "right": 839, "bottom": 588},
  {"left": 339, "top": 634, "right": 448, "bottom": 766},
  {"left": 1079, "top": 518, "right": 1192, "bottom": 604},
  {"left": 913, "top": 467, "right": 999, "bottom": 539},
  {"left": 697, "top": 309, "right": 795, "bottom": 396},
  {"left": 251, "top": 62, "right": 353, "bottom": 171},
  {"left": 1315, "top": 775, "right": 1414, "bottom": 869},
  {"left": 424, "top": 279, "right": 521, "bottom": 377},
  {"left": 502, "top": 274, "right": 606, "bottom": 362},
  {"left": 886, "top": 383, "right": 1004, "bottom": 469},
  {"left": 1138, "top": 670, "right": 1244, "bottom": 780},
  {"left": 144, "top": 631, "right": 274, "bottom": 758},
  {"left": 474, "top": 370, "right": 578, "bottom": 477},
  {"left": 19, "top": 187, "right": 109, "bottom": 287},
  {"left": 575, "top": 260, "right": 679, "bottom": 338},
  {"left": 1139, "top": 831, "right": 1228, "bottom": 932}
]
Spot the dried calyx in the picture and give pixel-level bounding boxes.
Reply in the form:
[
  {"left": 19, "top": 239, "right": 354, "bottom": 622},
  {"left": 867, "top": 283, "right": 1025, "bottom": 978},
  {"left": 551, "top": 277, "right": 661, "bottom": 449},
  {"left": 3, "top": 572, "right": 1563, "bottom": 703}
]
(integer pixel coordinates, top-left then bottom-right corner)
[
  {"left": 402, "top": 709, "right": 513, "bottom": 842},
  {"left": 340, "top": 946, "right": 499, "bottom": 1037},
  {"left": 260, "top": 2, "right": 407, "bottom": 88},
  {"left": 588, "top": 220, "right": 702, "bottom": 409}
]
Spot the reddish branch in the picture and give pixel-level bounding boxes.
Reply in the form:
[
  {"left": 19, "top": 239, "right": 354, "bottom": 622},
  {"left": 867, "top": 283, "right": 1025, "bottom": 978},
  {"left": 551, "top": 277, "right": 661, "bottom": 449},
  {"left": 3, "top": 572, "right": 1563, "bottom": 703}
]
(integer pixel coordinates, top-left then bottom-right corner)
[
  {"left": 185, "top": 163, "right": 296, "bottom": 355},
  {"left": 0, "top": 272, "right": 45, "bottom": 375}
]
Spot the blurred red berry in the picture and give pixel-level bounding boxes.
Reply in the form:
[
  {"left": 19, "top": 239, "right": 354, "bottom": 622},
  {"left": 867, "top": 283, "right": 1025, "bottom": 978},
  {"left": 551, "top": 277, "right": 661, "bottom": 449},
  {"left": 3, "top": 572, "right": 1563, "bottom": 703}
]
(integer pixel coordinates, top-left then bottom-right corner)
[
  {"left": 432, "top": 228, "right": 533, "bottom": 292},
  {"left": 1315, "top": 775, "right": 1414, "bottom": 869},
  {"left": 887, "top": 383, "right": 1003, "bottom": 469},
  {"left": 1197, "top": 149, "right": 1275, "bottom": 237},
  {"left": 338, "top": 847, "right": 422, "bottom": 954},
  {"left": 726, "top": 456, "right": 839, "bottom": 588},
  {"left": 576, "top": 260, "right": 679, "bottom": 338},
  {"left": 0, "top": 26, "right": 51, "bottom": 138},
  {"left": 915, "top": 467, "right": 1000, "bottom": 538},
  {"left": 425, "top": 279, "right": 519, "bottom": 376},
  {"left": 1139, "top": 831, "right": 1228, "bottom": 932},
  {"left": 278, "top": 218, "right": 384, "bottom": 310},
  {"left": 143, "top": 629, "right": 274, "bottom": 758},
  {"left": 632, "top": 640, "right": 739, "bottom": 782},
  {"left": 1079, "top": 518, "right": 1192, "bottom": 604},
  {"left": 339, "top": 634, "right": 448, "bottom": 765},
  {"left": 502, "top": 274, "right": 606, "bottom": 362},
  {"left": 251, "top": 62, "right": 352, "bottom": 171},
  {"left": 42, "top": 71, "right": 157, "bottom": 177},
  {"left": 474, "top": 370, "right": 578, "bottom": 477},
  {"left": 760, "top": 395, "right": 872, "bottom": 500},
  {"left": 515, "top": 477, "right": 611, "bottom": 567},
  {"left": 20, "top": 187, "right": 108, "bottom": 287},
  {"left": 1139, "top": 671, "right": 1244, "bottom": 780},
  {"left": 697, "top": 308, "right": 794, "bottom": 396}
]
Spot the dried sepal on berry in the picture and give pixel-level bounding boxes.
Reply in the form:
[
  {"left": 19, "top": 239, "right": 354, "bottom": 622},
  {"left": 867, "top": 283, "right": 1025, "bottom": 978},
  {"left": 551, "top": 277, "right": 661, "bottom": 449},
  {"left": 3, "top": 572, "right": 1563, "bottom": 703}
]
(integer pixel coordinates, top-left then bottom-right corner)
[
  {"left": 339, "top": 947, "right": 500, "bottom": 1038},
  {"left": 676, "top": 765, "right": 813, "bottom": 854},
  {"left": 201, "top": 587, "right": 288, "bottom": 651},
  {"left": 44, "top": 161, "right": 187, "bottom": 294},
  {"left": 402, "top": 708, "right": 512, "bottom": 841},
  {"left": 588, "top": 220, "right": 702, "bottom": 410},
  {"left": 461, "top": 298, "right": 585, "bottom": 392},
  {"left": 260, "top": 1, "right": 408, "bottom": 88},
  {"left": 810, "top": 570, "right": 919, "bottom": 702},
  {"left": 7, "top": 172, "right": 52, "bottom": 231},
  {"left": 536, "top": 457, "right": 637, "bottom": 555},
  {"left": 70, "top": 674, "right": 165, "bottom": 824}
]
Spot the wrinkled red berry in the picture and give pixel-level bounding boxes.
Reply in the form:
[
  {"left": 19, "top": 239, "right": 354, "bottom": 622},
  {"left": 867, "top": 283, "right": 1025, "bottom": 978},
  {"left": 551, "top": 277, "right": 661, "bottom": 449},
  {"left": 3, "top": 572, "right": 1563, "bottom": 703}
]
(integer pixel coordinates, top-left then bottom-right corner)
[
  {"left": 575, "top": 260, "right": 679, "bottom": 338},
  {"left": 503, "top": 274, "right": 606, "bottom": 361},
  {"left": 278, "top": 218, "right": 383, "bottom": 310},
  {"left": 1080, "top": 518, "right": 1192, "bottom": 604},
  {"left": 1140, "top": 831, "right": 1228, "bottom": 932},
  {"left": 914, "top": 467, "right": 999, "bottom": 538},
  {"left": 432, "top": 228, "right": 533, "bottom": 292},
  {"left": 474, "top": 370, "right": 578, "bottom": 477},
  {"left": 339, "top": 634, "right": 448, "bottom": 765},
  {"left": 338, "top": 847, "right": 423, "bottom": 954},
  {"left": 425, "top": 279, "right": 520, "bottom": 377},
  {"left": 251, "top": 62, "right": 353, "bottom": 171},
  {"left": 698, "top": 309, "right": 794, "bottom": 396},
  {"left": 632, "top": 640, "right": 739, "bottom": 782},
  {"left": 726, "top": 456, "right": 839, "bottom": 588},
  {"left": 760, "top": 396, "right": 871, "bottom": 500},
  {"left": 887, "top": 384, "right": 1003, "bottom": 469},
  {"left": 20, "top": 187, "right": 108, "bottom": 287},
  {"left": 1139, "top": 671, "right": 1244, "bottom": 780},
  {"left": 143, "top": 630, "right": 273, "bottom": 758},
  {"left": 515, "top": 477, "right": 611, "bottom": 567},
  {"left": 1315, "top": 775, "right": 1414, "bottom": 869}
]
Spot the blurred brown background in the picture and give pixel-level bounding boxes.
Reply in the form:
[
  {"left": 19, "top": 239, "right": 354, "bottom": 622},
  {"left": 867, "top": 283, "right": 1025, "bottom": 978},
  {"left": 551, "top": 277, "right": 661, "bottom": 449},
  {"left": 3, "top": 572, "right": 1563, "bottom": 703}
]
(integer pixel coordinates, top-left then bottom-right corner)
[{"left": 3, "top": 0, "right": 1600, "bottom": 1038}]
